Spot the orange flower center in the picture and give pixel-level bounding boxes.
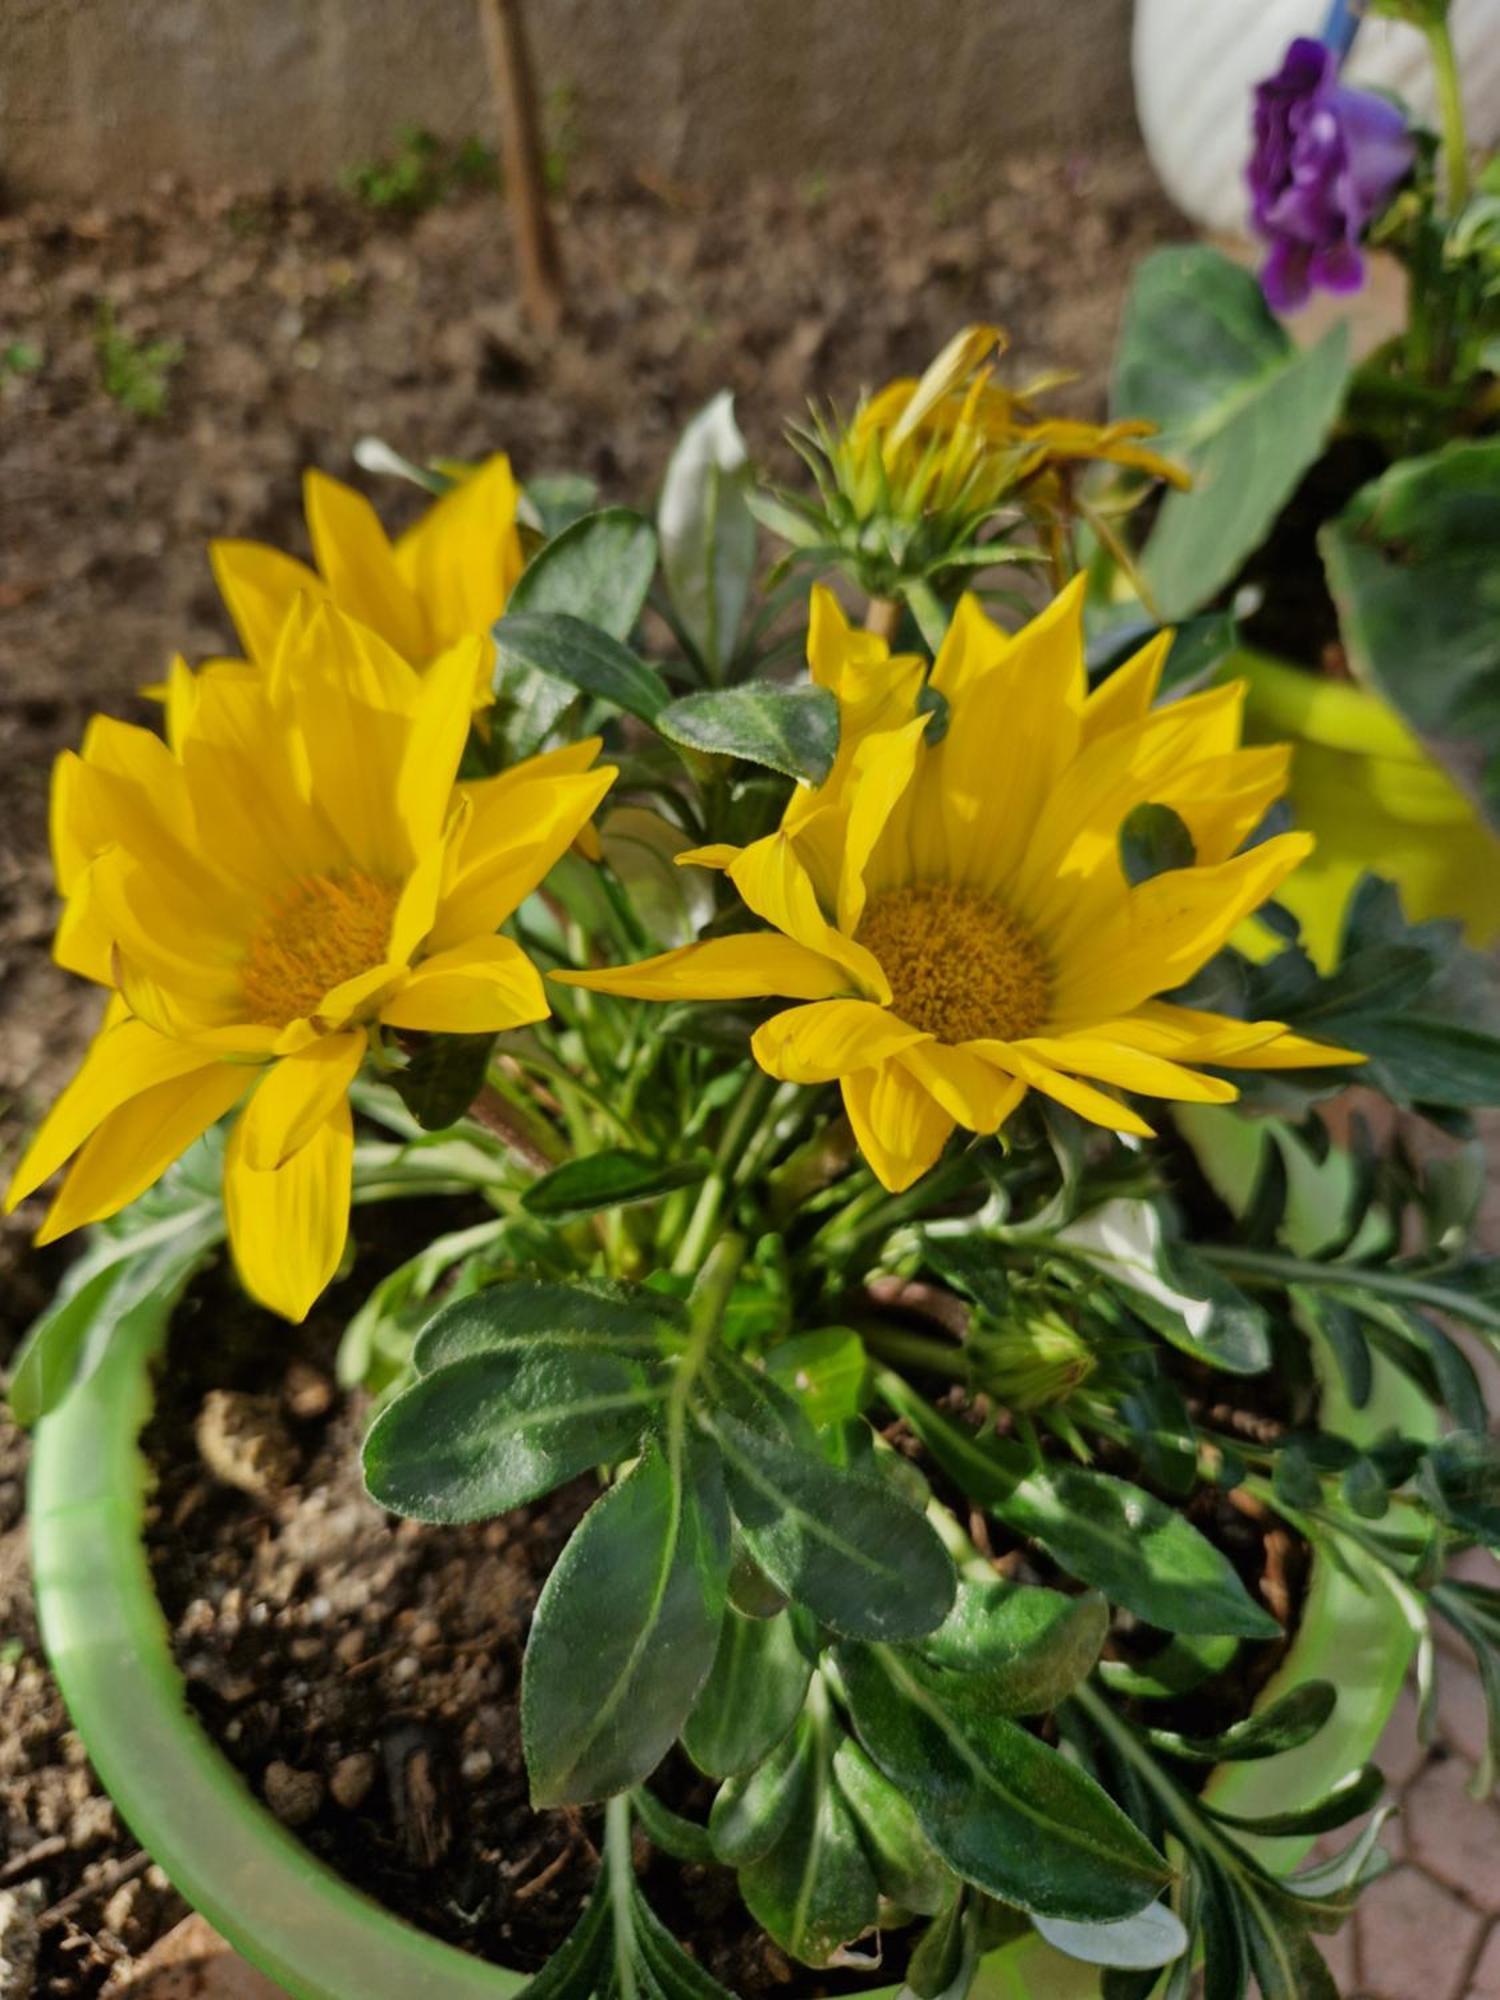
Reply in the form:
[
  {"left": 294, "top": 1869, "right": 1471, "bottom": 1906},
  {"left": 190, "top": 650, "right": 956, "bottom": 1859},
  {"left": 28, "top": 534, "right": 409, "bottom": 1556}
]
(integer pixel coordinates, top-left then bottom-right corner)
[
  {"left": 241, "top": 869, "right": 399, "bottom": 1027},
  {"left": 856, "top": 883, "right": 1049, "bottom": 1045}
]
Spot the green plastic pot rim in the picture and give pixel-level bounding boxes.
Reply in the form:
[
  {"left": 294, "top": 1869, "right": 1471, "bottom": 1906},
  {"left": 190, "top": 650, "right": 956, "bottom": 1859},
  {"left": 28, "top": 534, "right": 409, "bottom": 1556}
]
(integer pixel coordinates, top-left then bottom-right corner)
[{"left": 29, "top": 1305, "right": 1428, "bottom": 2000}]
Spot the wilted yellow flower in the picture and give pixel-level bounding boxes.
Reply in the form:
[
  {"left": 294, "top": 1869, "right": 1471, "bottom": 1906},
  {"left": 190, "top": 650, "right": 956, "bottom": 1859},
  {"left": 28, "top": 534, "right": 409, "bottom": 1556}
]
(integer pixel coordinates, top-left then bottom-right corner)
[
  {"left": 209, "top": 454, "right": 524, "bottom": 699},
  {"left": 560, "top": 583, "right": 1354, "bottom": 1192},
  {"left": 1235, "top": 651, "right": 1500, "bottom": 968},
  {"left": 6, "top": 600, "right": 613, "bottom": 1319}
]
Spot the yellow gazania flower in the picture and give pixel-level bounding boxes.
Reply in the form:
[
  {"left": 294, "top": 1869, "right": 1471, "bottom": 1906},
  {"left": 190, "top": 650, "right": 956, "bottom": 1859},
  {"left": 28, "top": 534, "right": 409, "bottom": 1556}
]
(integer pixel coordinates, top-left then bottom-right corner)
[
  {"left": 559, "top": 582, "right": 1354, "bottom": 1193},
  {"left": 209, "top": 453, "right": 525, "bottom": 699},
  {"left": 1233, "top": 650, "right": 1500, "bottom": 969},
  {"left": 6, "top": 599, "right": 614, "bottom": 1319},
  {"left": 844, "top": 324, "right": 1189, "bottom": 524}
]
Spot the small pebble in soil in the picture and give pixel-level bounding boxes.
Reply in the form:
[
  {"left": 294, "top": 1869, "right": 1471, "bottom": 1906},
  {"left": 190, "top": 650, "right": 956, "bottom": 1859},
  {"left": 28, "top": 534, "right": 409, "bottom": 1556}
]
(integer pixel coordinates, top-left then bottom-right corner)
[
  {"left": 282, "top": 1360, "right": 333, "bottom": 1420},
  {"left": 0, "top": 1881, "right": 44, "bottom": 2000},
  {"left": 329, "top": 1752, "right": 377, "bottom": 1811},
  {"left": 195, "top": 1390, "right": 299, "bottom": 1499},
  {"left": 262, "top": 1761, "right": 324, "bottom": 1828},
  {"left": 460, "top": 1748, "right": 493, "bottom": 1783}
]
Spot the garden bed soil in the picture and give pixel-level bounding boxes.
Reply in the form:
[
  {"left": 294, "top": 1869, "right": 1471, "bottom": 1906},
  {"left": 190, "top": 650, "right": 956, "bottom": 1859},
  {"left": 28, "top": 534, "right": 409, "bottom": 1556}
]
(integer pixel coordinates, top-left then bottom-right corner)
[{"left": 1, "top": 148, "right": 1183, "bottom": 1993}]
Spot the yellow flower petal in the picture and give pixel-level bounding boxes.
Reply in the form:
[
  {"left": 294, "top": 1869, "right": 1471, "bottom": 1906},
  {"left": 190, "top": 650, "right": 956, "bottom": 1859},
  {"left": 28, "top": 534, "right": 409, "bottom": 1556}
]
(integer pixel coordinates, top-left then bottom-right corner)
[
  {"left": 1078, "top": 631, "right": 1169, "bottom": 747},
  {"left": 1012, "top": 1032, "right": 1239, "bottom": 1106},
  {"left": 840, "top": 1060, "right": 954, "bottom": 1193},
  {"left": 751, "top": 1000, "right": 928, "bottom": 1085},
  {"left": 237, "top": 1031, "right": 366, "bottom": 1172},
  {"left": 396, "top": 636, "right": 491, "bottom": 857},
  {"left": 225, "top": 1096, "right": 353, "bottom": 1322},
  {"left": 210, "top": 539, "right": 325, "bottom": 666},
  {"left": 6, "top": 1017, "right": 227, "bottom": 1211},
  {"left": 726, "top": 834, "right": 889, "bottom": 999},
  {"left": 429, "top": 765, "right": 617, "bottom": 948},
  {"left": 379, "top": 936, "right": 548, "bottom": 1034},
  {"left": 393, "top": 454, "right": 525, "bottom": 655},
  {"left": 985, "top": 1048, "right": 1155, "bottom": 1139},
  {"left": 899, "top": 1042, "right": 1026, "bottom": 1133},
  {"left": 36, "top": 1063, "right": 248, "bottom": 1243},
  {"left": 303, "top": 468, "right": 428, "bottom": 662},
  {"left": 553, "top": 933, "right": 852, "bottom": 1003}
]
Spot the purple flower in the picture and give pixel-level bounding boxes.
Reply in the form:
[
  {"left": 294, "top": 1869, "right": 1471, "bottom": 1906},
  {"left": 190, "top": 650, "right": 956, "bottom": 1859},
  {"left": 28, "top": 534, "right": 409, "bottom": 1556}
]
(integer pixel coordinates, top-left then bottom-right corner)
[{"left": 1248, "top": 37, "right": 1414, "bottom": 311}]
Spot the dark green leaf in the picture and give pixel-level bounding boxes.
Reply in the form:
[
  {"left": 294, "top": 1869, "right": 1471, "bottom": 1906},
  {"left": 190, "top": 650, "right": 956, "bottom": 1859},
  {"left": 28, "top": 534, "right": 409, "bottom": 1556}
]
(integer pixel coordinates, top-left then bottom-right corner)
[
  {"left": 683, "top": 1605, "right": 812, "bottom": 1779},
  {"left": 1144, "top": 1680, "right": 1337, "bottom": 1763},
  {"left": 1419, "top": 1431, "right": 1500, "bottom": 1545},
  {"left": 657, "top": 683, "right": 839, "bottom": 784},
  {"left": 1119, "top": 803, "right": 1196, "bottom": 887},
  {"left": 390, "top": 1032, "right": 493, "bottom": 1131},
  {"left": 413, "top": 1275, "right": 684, "bottom": 1373},
  {"left": 901, "top": 1891, "right": 980, "bottom": 2000},
  {"left": 918, "top": 1577, "right": 1108, "bottom": 1714},
  {"left": 839, "top": 1643, "right": 1168, "bottom": 1922},
  {"left": 631, "top": 1786, "right": 716, "bottom": 1865},
  {"left": 834, "top": 1735, "right": 951, "bottom": 1916},
  {"left": 507, "top": 507, "right": 658, "bottom": 639},
  {"left": 363, "top": 1342, "right": 665, "bottom": 1521},
  {"left": 494, "top": 609, "right": 669, "bottom": 727},
  {"left": 522, "top": 1147, "right": 712, "bottom": 1218},
  {"left": 1205, "top": 1762, "right": 1384, "bottom": 1838},
  {"left": 709, "top": 1713, "right": 805, "bottom": 1866},
  {"left": 734, "top": 1695, "right": 881, "bottom": 1967},
  {"left": 998, "top": 1466, "right": 1281, "bottom": 1639},
  {"left": 522, "top": 1435, "right": 731, "bottom": 1803},
  {"left": 1321, "top": 439, "right": 1500, "bottom": 825},
  {"left": 709, "top": 1408, "right": 956, "bottom": 1640},
  {"left": 1112, "top": 246, "right": 1349, "bottom": 618}
]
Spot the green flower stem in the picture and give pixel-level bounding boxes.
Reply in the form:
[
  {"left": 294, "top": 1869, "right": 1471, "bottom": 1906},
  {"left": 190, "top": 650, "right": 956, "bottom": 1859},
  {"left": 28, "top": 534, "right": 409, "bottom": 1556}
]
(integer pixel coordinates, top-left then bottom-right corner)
[
  {"left": 669, "top": 1231, "right": 748, "bottom": 1453},
  {"left": 1196, "top": 1244, "right": 1500, "bottom": 1336},
  {"left": 670, "top": 1073, "right": 777, "bottom": 1275},
  {"left": 860, "top": 1324, "right": 970, "bottom": 1382},
  {"left": 1427, "top": 12, "right": 1471, "bottom": 211},
  {"left": 604, "top": 1794, "right": 640, "bottom": 2000},
  {"left": 815, "top": 1153, "right": 981, "bottom": 1267}
]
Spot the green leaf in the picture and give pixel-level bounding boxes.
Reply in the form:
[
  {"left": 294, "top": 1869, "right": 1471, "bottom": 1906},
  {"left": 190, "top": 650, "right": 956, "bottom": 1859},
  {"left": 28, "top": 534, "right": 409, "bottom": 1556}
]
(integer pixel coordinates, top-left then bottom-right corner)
[
  {"left": 998, "top": 1465, "right": 1281, "bottom": 1639},
  {"left": 412, "top": 1274, "right": 684, "bottom": 1373},
  {"left": 682, "top": 1605, "right": 812, "bottom": 1779},
  {"left": 522, "top": 1434, "right": 731, "bottom": 1804},
  {"left": 1205, "top": 1762, "right": 1385, "bottom": 1838},
  {"left": 839, "top": 1643, "right": 1168, "bottom": 1922},
  {"left": 507, "top": 507, "right": 658, "bottom": 639},
  {"left": 731, "top": 1694, "right": 881, "bottom": 1969},
  {"left": 493, "top": 609, "right": 669, "bottom": 728},
  {"left": 709, "top": 1712, "right": 805, "bottom": 1866},
  {"left": 833, "top": 1735, "right": 951, "bottom": 1916},
  {"left": 1112, "top": 245, "right": 1349, "bottom": 619},
  {"left": 918, "top": 1577, "right": 1108, "bottom": 1714},
  {"left": 656, "top": 682, "right": 839, "bottom": 783},
  {"left": 1098, "top": 1632, "right": 1239, "bottom": 1701},
  {"left": 1119, "top": 803, "right": 1196, "bottom": 886},
  {"left": 1419, "top": 1431, "right": 1500, "bottom": 1545},
  {"left": 362, "top": 1342, "right": 666, "bottom": 1521},
  {"left": 1144, "top": 1680, "right": 1337, "bottom": 1763},
  {"left": 709, "top": 1408, "right": 956, "bottom": 1640},
  {"left": 765, "top": 1328, "right": 869, "bottom": 1426},
  {"left": 901, "top": 1891, "right": 982, "bottom": 2000},
  {"left": 631, "top": 1786, "right": 717, "bottom": 1865},
  {"left": 1034, "top": 1902, "right": 1189, "bottom": 1972},
  {"left": 8, "top": 1135, "right": 224, "bottom": 1427},
  {"left": 521, "top": 1147, "right": 712, "bottom": 1218},
  {"left": 658, "top": 391, "right": 756, "bottom": 675},
  {"left": 390, "top": 1032, "right": 493, "bottom": 1132},
  {"left": 1321, "top": 439, "right": 1500, "bottom": 823}
]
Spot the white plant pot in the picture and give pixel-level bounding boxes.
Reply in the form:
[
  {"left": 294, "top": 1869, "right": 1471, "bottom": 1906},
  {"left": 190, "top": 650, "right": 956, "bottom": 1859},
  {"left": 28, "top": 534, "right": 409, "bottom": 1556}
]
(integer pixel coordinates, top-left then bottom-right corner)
[{"left": 1133, "top": 0, "right": 1500, "bottom": 235}]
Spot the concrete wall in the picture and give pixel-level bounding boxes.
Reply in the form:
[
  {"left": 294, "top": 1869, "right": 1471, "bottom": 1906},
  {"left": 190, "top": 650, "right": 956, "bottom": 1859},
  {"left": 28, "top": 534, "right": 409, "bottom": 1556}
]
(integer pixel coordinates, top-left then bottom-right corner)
[{"left": 0, "top": 0, "right": 1138, "bottom": 199}]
